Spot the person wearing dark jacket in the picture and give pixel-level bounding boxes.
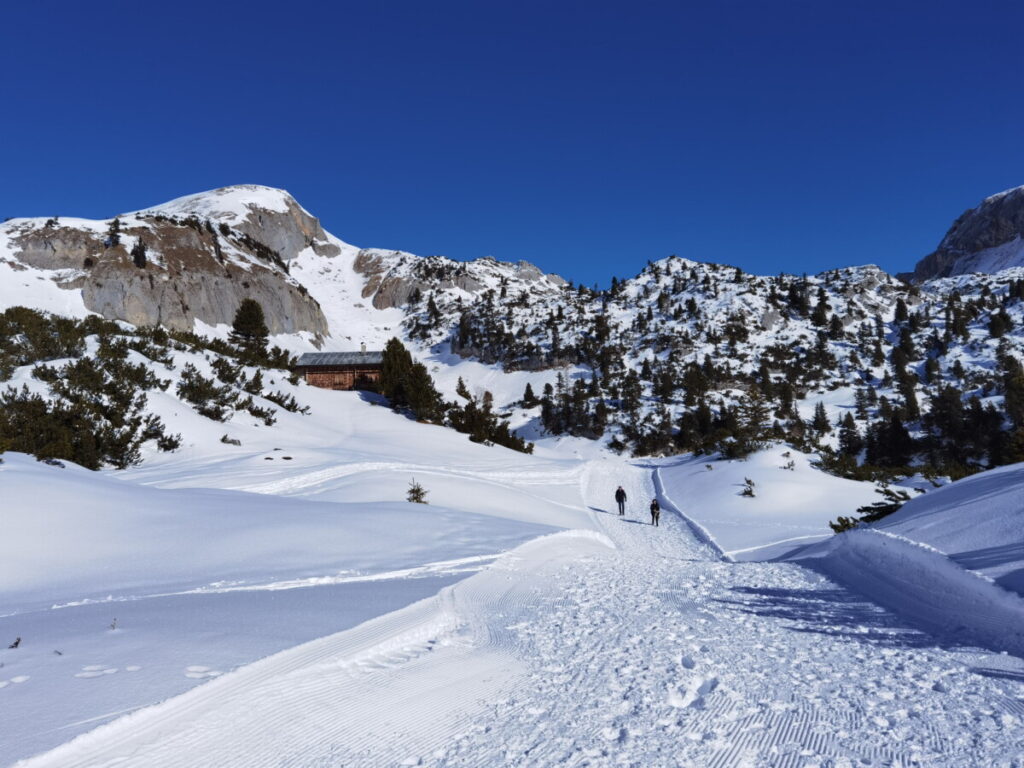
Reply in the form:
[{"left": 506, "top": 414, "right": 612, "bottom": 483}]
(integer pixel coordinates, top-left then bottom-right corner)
[
  {"left": 615, "top": 486, "right": 627, "bottom": 515},
  {"left": 650, "top": 499, "right": 660, "bottom": 527}
]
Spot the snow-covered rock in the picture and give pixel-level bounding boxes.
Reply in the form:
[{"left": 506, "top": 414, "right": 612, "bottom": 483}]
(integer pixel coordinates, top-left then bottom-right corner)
[{"left": 905, "top": 184, "right": 1024, "bottom": 281}]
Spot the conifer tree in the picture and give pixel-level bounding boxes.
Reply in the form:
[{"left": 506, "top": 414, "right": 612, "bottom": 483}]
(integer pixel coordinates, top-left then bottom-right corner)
[
  {"left": 812, "top": 401, "right": 831, "bottom": 433},
  {"left": 229, "top": 299, "right": 269, "bottom": 359},
  {"left": 522, "top": 382, "right": 538, "bottom": 407},
  {"left": 838, "top": 412, "right": 863, "bottom": 456},
  {"left": 380, "top": 337, "right": 414, "bottom": 406},
  {"left": 407, "top": 478, "right": 428, "bottom": 504},
  {"left": 405, "top": 363, "right": 444, "bottom": 422},
  {"left": 894, "top": 297, "right": 909, "bottom": 324}
]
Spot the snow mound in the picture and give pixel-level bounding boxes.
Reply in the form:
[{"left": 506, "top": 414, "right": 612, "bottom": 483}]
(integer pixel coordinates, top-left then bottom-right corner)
[
  {"left": 0, "top": 452, "right": 557, "bottom": 614},
  {"left": 876, "top": 461, "right": 1024, "bottom": 596},
  {"left": 801, "top": 528, "right": 1024, "bottom": 656}
]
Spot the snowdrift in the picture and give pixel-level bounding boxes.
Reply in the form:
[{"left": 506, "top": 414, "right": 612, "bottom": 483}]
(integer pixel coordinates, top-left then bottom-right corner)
[
  {"left": 792, "top": 461, "right": 1024, "bottom": 656},
  {"left": 876, "top": 461, "right": 1024, "bottom": 596},
  {"left": 801, "top": 528, "right": 1024, "bottom": 657}
]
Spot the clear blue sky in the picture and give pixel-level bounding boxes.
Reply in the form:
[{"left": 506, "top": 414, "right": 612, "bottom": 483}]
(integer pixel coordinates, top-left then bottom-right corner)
[{"left": 2, "top": 1, "right": 1023, "bottom": 286}]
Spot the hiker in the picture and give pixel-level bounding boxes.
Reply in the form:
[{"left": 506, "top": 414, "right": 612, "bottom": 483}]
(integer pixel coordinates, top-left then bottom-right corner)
[
  {"left": 615, "top": 486, "right": 627, "bottom": 515},
  {"left": 650, "top": 499, "right": 660, "bottom": 527}
]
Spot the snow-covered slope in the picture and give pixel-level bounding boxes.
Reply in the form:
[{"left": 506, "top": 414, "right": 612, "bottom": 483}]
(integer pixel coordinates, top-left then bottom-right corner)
[
  {"left": 876, "top": 461, "right": 1024, "bottom": 595},
  {"left": 656, "top": 448, "right": 879, "bottom": 560},
  {"left": 10, "top": 452, "right": 1024, "bottom": 767},
  {"left": 0, "top": 385, "right": 591, "bottom": 764}
]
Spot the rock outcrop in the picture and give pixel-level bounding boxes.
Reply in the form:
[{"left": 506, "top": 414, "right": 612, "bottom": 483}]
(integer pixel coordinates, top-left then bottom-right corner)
[
  {"left": 353, "top": 249, "right": 567, "bottom": 310},
  {"left": 904, "top": 185, "right": 1024, "bottom": 282},
  {"left": 0, "top": 186, "right": 331, "bottom": 336}
]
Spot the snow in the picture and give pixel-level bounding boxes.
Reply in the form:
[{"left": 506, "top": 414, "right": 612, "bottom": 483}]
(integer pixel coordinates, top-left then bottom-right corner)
[
  {"left": 945, "top": 236, "right": 1024, "bottom": 277},
  {"left": 134, "top": 184, "right": 296, "bottom": 222},
  {"left": 11, "top": 453, "right": 1024, "bottom": 767},
  {"left": 655, "top": 447, "right": 879, "bottom": 560},
  {"left": 0, "top": 384, "right": 593, "bottom": 764},
  {"left": 875, "top": 461, "right": 1024, "bottom": 596},
  {"left": 799, "top": 527, "right": 1024, "bottom": 657},
  {"left": 0, "top": 452, "right": 558, "bottom": 612}
]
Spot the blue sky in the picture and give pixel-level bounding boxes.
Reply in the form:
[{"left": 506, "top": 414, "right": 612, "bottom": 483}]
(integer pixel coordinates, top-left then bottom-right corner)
[{"left": 2, "top": 1, "right": 1022, "bottom": 286}]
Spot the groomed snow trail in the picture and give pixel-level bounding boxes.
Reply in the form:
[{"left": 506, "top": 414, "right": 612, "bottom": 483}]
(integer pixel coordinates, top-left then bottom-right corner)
[
  {"left": 18, "top": 460, "right": 1024, "bottom": 767},
  {"left": 439, "top": 460, "right": 1024, "bottom": 767}
]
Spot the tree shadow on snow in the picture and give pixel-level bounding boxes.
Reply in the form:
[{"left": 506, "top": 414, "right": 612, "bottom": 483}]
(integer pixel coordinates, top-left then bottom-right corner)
[{"left": 712, "top": 584, "right": 962, "bottom": 652}]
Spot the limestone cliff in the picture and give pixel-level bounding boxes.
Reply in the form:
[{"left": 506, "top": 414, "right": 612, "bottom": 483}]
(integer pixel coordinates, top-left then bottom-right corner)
[{"left": 0, "top": 186, "right": 331, "bottom": 336}]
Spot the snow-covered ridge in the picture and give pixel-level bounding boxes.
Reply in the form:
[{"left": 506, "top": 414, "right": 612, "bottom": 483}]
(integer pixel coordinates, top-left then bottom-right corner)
[
  {"left": 135, "top": 184, "right": 299, "bottom": 222},
  {"left": 906, "top": 183, "right": 1024, "bottom": 282}
]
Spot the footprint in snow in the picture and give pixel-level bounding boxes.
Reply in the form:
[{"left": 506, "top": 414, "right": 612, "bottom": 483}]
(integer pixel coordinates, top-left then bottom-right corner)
[
  {"left": 75, "top": 665, "right": 117, "bottom": 678},
  {"left": 668, "top": 676, "right": 719, "bottom": 709},
  {"left": 601, "top": 726, "right": 628, "bottom": 743},
  {"left": 184, "top": 665, "right": 222, "bottom": 679}
]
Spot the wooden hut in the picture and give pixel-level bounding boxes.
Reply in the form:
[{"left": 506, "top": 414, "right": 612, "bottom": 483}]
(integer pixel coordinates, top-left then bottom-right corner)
[{"left": 293, "top": 349, "right": 384, "bottom": 391}]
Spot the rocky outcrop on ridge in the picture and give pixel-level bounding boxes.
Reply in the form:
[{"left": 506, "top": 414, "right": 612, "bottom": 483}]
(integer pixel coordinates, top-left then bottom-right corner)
[
  {"left": 904, "top": 185, "right": 1024, "bottom": 282},
  {"left": 0, "top": 186, "right": 331, "bottom": 336},
  {"left": 353, "top": 249, "right": 567, "bottom": 310}
]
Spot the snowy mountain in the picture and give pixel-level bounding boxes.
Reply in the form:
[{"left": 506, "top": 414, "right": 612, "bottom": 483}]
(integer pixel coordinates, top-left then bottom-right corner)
[
  {"left": 6, "top": 183, "right": 1024, "bottom": 477},
  {"left": 5, "top": 185, "right": 1024, "bottom": 766},
  {"left": 905, "top": 184, "right": 1024, "bottom": 282}
]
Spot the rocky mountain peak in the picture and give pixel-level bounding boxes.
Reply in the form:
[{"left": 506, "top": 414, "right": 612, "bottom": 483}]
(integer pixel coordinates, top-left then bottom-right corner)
[
  {"left": 904, "top": 184, "right": 1024, "bottom": 282},
  {"left": 135, "top": 185, "right": 342, "bottom": 262},
  {"left": 0, "top": 185, "right": 334, "bottom": 336}
]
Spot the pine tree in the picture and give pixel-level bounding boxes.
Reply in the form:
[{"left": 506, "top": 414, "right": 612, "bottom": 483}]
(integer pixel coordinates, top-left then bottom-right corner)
[
  {"left": 812, "top": 401, "right": 831, "bottom": 433},
  {"left": 894, "top": 297, "right": 909, "bottom": 324},
  {"left": 522, "top": 382, "right": 538, "bottom": 407},
  {"left": 380, "top": 337, "right": 414, "bottom": 406},
  {"left": 810, "top": 287, "right": 829, "bottom": 326},
  {"left": 130, "top": 239, "right": 147, "bottom": 268},
  {"left": 407, "top": 478, "right": 428, "bottom": 504},
  {"left": 229, "top": 299, "right": 269, "bottom": 359},
  {"left": 838, "top": 412, "right": 863, "bottom": 456},
  {"left": 1002, "top": 356, "right": 1024, "bottom": 429},
  {"left": 404, "top": 363, "right": 443, "bottom": 422}
]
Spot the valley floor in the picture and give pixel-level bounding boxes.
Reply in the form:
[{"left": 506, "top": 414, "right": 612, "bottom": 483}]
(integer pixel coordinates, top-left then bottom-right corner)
[{"left": 14, "top": 459, "right": 1024, "bottom": 767}]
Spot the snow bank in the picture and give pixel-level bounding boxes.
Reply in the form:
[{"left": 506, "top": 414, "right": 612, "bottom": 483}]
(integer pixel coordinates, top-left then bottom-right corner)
[
  {"left": 800, "top": 528, "right": 1024, "bottom": 656},
  {"left": 875, "top": 461, "right": 1024, "bottom": 596}
]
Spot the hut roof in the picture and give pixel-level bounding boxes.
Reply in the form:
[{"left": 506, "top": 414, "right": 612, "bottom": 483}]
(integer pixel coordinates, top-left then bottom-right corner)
[{"left": 295, "top": 351, "right": 384, "bottom": 367}]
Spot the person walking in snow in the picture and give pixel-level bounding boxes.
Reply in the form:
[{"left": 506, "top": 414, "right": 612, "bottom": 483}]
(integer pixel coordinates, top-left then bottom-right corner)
[
  {"left": 615, "top": 486, "right": 627, "bottom": 516},
  {"left": 650, "top": 499, "right": 660, "bottom": 527}
]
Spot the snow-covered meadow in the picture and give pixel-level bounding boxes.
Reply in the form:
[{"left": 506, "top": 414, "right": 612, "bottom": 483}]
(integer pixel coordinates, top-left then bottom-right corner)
[{"left": 4, "top": 386, "right": 1024, "bottom": 765}]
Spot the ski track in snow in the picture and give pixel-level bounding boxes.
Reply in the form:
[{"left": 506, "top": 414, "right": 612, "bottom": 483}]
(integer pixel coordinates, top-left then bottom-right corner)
[{"left": 17, "top": 463, "right": 1024, "bottom": 767}]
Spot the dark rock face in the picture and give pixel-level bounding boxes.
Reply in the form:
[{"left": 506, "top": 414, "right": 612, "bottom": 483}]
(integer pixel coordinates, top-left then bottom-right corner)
[{"left": 904, "top": 186, "right": 1024, "bottom": 282}]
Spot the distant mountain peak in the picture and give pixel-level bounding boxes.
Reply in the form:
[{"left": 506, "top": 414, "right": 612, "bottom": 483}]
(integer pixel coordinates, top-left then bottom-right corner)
[{"left": 904, "top": 184, "right": 1024, "bottom": 282}]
